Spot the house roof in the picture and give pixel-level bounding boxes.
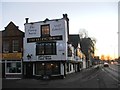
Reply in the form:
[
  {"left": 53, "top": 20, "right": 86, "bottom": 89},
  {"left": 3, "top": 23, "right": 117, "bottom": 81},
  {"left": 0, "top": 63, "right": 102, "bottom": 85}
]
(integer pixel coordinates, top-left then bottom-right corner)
[
  {"left": 68, "top": 34, "right": 80, "bottom": 48},
  {"left": 2, "top": 21, "right": 24, "bottom": 37}
]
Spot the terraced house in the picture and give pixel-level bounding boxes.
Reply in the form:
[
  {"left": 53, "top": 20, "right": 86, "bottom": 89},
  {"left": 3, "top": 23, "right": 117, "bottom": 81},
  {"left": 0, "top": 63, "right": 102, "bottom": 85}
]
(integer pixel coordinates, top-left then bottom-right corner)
[
  {"left": 1, "top": 22, "right": 24, "bottom": 79},
  {"left": 23, "top": 14, "right": 86, "bottom": 79}
]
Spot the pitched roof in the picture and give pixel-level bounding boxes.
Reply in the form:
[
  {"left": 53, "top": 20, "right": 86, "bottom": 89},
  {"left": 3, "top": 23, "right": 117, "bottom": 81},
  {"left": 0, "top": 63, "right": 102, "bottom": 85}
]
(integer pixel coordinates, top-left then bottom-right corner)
[
  {"left": 2, "top": 21, "right": 24, "bottom": 37},
  {"left": 68, "top": 34, "right": 80, "bottom": 48}
]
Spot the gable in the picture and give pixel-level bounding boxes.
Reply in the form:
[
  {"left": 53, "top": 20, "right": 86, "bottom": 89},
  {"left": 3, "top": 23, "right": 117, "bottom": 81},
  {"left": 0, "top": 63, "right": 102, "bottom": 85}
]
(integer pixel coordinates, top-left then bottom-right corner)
[{"left": 2, "top": 22, "right": 24, "bottom": 37}]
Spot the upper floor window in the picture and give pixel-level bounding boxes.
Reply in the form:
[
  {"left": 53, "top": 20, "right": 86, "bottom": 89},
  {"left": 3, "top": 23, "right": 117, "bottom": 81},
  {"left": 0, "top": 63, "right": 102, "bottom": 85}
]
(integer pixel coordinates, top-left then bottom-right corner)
[
  {"left": 68, "top": 46, "right": 72, "bottom": 57},
  {"left": 3, "top": 40, "right": 9, "bottom": 53},
  {"left": 41, "top": 24, "right": 50, "bottom": 37},
  {"left": 36, "top": 42, "right": 56, "bottom": 55},
  {"left": 12, "top": 40, "right": 19, "bottom": 52}
]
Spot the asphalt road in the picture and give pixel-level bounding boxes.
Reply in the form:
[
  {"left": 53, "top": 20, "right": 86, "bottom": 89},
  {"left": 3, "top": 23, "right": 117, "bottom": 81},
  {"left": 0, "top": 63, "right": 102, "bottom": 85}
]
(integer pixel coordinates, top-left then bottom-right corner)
[{"left": 2, "top": 64, "right": 120, "bottom": 89}]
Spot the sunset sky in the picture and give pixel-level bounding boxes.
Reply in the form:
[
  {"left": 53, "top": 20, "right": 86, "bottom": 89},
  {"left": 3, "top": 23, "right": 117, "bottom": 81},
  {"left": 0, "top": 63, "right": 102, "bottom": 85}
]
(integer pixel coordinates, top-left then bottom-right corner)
[{"left": 0, "top": 0, "right": 119, "bottom": 59}]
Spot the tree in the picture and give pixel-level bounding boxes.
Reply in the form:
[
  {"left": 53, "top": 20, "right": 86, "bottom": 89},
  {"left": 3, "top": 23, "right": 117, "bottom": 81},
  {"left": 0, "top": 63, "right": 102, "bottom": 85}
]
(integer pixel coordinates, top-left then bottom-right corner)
[{"left": 79, "top": 28, "right": 88, "bottom": 39}]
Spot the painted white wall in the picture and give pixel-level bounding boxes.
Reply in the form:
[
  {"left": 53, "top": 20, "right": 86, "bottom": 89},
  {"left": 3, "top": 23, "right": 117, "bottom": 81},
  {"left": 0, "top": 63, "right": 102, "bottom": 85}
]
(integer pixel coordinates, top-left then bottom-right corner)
[
  {"left": 23, "top": 18, "right": 68, "bottom": 61},
  {"left": 83, "top": 59, "right": 86, "bottom": 69},
  {"left": 68, "top": 63, "right": 74, "bottom": 74},
  {"left": 33, "top": 63, "right": 35, "bottom": 75},
  {"left": 60, "top": 63, "right": 64, "bottom": 75}
]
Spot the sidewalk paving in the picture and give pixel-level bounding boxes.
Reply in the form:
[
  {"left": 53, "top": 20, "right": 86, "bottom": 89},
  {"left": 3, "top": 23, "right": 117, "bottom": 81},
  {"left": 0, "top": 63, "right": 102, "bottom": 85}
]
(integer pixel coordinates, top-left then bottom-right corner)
[{"left": 2, "top": 66, "right": 100, "bottom": 88}]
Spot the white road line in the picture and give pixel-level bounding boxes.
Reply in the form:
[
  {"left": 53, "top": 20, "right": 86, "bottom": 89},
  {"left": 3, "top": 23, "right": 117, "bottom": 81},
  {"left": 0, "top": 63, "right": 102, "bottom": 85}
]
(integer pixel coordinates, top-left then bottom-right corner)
[{"left": 102, "top": 68, "right": 119, "bottom": 82}]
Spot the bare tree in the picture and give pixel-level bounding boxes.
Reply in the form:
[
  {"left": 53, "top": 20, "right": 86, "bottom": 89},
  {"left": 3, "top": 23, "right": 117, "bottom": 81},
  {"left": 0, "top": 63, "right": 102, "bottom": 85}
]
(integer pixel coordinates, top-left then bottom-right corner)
[
  {"left": 79, "top": 28, "right": 88, "bottom": 39},
  {"left": 90, "top": 37, "right": 97, "bottom": 44}
]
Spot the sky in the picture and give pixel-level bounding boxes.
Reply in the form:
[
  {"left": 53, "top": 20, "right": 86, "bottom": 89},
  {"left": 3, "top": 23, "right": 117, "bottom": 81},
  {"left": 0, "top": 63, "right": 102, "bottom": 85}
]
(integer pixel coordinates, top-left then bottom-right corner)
[{"left": 0, "top": 1, "right": 119, "bottom": 59}]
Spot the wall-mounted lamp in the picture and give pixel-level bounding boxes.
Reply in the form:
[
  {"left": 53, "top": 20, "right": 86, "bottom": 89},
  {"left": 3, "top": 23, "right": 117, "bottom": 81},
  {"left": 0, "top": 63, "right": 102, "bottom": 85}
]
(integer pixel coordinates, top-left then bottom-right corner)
[{"left": 27, "top": 54, "right": 32, "bottom": 60}]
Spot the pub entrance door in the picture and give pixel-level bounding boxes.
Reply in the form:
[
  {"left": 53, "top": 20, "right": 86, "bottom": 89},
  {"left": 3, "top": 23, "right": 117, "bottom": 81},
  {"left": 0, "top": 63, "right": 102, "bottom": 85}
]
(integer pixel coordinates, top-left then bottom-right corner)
[{"left": 26, "top": 63, "right": 33, "bottom": 78}]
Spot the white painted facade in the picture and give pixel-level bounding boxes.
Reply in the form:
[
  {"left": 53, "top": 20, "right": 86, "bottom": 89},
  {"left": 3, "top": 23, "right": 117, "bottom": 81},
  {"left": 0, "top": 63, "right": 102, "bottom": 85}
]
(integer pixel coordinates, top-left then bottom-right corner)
[
  {"left": 23, "top": 19, "right": 68, "bottom": 62},
  {"left": 23, "top": 14, "right": 85, "bottom": 79}
]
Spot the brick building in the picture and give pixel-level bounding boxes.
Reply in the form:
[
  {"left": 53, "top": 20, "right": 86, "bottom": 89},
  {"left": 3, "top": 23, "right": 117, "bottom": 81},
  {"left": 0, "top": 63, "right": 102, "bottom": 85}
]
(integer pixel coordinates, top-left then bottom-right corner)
[{"left": 1, "top": 22, "right": 24, "bottom": 78}]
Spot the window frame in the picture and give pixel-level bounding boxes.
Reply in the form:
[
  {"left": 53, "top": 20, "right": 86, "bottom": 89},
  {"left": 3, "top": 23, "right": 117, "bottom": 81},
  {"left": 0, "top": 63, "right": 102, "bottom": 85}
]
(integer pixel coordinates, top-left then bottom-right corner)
[
  {"left": 3, "top": 40, "right": 9, "bottom": 53},
  {"left": 41, "top": 24, "right": 50, "bottom": 37},
  {"left": 68, "top": 46, "right": 72, "bottom": 57},
  {"left": 12, "top": 39, "right": 19, "bottom": 52},
  {"left": 35, "top": 62, "right": 60, "bottom": 75},
  {"left": 5, "top": 61, "right": 22, "bottom": 74},
  {"left": 36, "top": 42, "right": 56, "bottom": 55}
]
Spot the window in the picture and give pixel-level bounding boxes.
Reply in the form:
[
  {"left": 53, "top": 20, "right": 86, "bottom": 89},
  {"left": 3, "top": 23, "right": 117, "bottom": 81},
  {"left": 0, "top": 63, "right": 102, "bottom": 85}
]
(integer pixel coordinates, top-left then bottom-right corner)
[
  {"left": 36, "top": 63, "right": 60, "bottom": 75},
  {"left": 45, "top": 43, "right": 52, "bottom": 54},
  {"left": 12, "top": 40, "right": 19, "bottom": 52},
  {"left": 3, "top": 41, "right": 9, "bottom": 53},
  {"left": 41, "top": 24, "right": 50, "bottom": 37},
  {"left": 68, "top": 46, "right": 72, "bottom": 57},
  {"left": 36, "top": 43, "right": 44, "bottom": 54},
  {"left": 6, "top": 62, "right": 21, "bottom": 73},
  {"left": 36, "top": 42, "right": 56, "bottom": 55},
  {"left": 51, "top": 63, "right": 60, "bottom": 74},
  {"left": 36, "top": 63, "right": 44, "bottom": 75}
]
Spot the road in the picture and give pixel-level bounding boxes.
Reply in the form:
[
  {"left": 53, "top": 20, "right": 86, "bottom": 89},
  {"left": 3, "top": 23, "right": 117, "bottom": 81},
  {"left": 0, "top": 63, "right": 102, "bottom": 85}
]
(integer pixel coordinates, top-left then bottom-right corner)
[{"left": 2, "top": 64, "right": 120, "bottom": 89}]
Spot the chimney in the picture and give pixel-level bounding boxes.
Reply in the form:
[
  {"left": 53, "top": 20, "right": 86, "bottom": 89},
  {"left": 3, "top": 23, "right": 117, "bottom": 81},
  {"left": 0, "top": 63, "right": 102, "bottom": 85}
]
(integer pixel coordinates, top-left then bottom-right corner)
[
  {"left": 63, "top": 14, "right": 68, "bottom": 20},
  {"left": 25, "top": 18, "right": 29, "bottom": 23},
  {"left": 63, "top": 14, "right": 69, "bottom": 38}
]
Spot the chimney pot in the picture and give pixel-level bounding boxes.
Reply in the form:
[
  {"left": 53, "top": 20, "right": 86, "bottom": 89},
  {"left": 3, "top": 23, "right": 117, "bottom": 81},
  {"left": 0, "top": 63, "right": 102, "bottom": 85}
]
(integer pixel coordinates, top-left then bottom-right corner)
[{"left": 25, "top": 18, "right": 29, "bottom": 23}]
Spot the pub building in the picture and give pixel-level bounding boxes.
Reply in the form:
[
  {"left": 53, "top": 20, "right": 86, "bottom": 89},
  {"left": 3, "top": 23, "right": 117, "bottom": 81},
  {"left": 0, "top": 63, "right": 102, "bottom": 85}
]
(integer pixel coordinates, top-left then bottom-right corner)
[
  {"left": 1, "top": 22, "right": 24, "bottom": 78},
  {"left": 23, "top": 14, "right": 86, "bottom": 79}
]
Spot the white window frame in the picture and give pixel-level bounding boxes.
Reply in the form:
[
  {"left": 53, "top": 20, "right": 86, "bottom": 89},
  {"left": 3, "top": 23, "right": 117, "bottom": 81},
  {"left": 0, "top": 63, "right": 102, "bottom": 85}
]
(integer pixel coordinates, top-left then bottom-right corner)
[
  {"left": 12, "top": 40, "right": 19, "bottom": 52},
  {"left": 5, "top": 60, "right": 22, "bottom": 74}
]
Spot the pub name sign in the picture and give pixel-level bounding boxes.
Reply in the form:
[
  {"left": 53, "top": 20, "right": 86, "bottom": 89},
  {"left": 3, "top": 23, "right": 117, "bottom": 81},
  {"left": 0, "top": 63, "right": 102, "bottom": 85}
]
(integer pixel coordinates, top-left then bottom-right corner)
[{"left": 27, "top": 35, "right": 63, "bottom": 43}]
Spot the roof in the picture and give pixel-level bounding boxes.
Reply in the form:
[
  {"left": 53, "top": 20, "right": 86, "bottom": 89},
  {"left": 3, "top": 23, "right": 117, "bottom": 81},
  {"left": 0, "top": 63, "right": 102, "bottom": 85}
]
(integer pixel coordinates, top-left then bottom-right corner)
[
  {"left": 2, "top": 21, "right": 24, "bottom": 37},
  {"left": 24, "top": 14, "right": 69, "bottom": 24},
  {"left": 68, "top": 34, "right": 80, "bottom": 48}
]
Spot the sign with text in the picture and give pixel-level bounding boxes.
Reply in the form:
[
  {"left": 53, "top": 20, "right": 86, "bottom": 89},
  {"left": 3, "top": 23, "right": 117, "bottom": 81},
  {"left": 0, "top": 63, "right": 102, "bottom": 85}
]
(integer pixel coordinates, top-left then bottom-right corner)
[
  {"left": 38, "top": 55, "right": 52, "bottom": 60},
  {"left": 52, "top": 23, "right": 64, "bottom": 31},
  {"left": 27, "top": 35, "right": 62, "bottom": 43},
  {"left": 2, "top": 53, "right": 22, "bottom": 60},
  {"left": 28, "top": 24, "right": 37, "bottom": 35}
]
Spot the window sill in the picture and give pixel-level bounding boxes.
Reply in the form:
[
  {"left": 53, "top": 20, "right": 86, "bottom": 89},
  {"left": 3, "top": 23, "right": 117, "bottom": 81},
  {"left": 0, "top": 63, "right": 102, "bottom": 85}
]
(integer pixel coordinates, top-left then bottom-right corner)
[{"left": 6, "top": 73, "right": 22, "bottom": 75}]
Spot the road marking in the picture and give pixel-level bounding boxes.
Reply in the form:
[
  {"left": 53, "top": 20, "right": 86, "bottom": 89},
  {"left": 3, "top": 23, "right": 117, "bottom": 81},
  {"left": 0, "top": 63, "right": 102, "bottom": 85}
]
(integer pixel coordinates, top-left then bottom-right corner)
[
  {"left": 86, "top": 70, "right": 100, "bottom": 80},
  {"left": 102, "top": 68, "right": 119, "bottom": 82},
  {"left": 102, "top": 68, "right": 104, "bottom": 71}
]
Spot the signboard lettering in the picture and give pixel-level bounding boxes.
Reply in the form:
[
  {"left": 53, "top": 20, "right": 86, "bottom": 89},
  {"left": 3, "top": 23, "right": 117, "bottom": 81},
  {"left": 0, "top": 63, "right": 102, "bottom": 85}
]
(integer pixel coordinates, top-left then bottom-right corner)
[
  {"left": 2, "top": 53, "right": 22, "bottom": 60},
  {"left": 28, "top": 29, "right": 37, "bottom": 35},
  {"left": 52, "top": 24, "right": 64, "bottom": 31},
  {"left": 27, "top": 35, "right": 63, "bottom": 43},
  {"left": 38, "top": 56, "right": 51, "bottom": 60}
]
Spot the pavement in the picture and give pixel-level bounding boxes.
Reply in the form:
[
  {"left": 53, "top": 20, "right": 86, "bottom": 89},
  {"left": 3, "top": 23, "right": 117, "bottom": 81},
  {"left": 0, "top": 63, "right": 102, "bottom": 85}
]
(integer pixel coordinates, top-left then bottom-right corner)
[
  {"left": 2, "top": 65, "right": 118, "bottom": 88},
  {"left": 2, "top": 66, "right": 98, "bottom": 88}
]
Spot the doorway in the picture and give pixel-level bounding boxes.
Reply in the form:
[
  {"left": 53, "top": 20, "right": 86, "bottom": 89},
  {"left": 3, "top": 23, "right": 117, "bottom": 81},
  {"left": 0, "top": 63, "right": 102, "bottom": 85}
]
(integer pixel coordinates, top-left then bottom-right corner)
[{"left": 26, "top": 63, "right": 33, "bottom": 78}]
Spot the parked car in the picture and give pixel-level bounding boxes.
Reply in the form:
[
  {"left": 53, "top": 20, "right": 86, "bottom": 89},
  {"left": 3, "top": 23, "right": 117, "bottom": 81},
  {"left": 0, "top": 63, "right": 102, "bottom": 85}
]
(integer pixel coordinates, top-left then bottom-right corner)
[{"left": 103, "top": 62, "right": 109, "bottom": 67}]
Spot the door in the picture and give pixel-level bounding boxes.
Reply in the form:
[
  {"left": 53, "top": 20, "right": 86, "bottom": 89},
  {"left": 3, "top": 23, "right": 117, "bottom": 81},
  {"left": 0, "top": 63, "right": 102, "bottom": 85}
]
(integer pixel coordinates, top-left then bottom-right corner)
[
  {"left": 26, "top": 63, "right": 33, "bottom": 78},
  {"left": 2, "top": 63, "right": 5, "bottom": 78}
]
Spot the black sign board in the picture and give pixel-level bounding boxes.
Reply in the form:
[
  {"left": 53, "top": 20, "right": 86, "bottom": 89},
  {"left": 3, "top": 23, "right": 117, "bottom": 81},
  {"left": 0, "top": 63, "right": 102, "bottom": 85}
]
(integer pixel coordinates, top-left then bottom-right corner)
[{"left": 27, "top": 35, "right": 63, "bottom": 43}]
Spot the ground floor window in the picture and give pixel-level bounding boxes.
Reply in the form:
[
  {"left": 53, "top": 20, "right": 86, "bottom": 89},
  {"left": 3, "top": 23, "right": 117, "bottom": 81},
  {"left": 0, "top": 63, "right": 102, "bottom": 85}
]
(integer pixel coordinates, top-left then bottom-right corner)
[
  {"left": 67, "top": 63, "right": 69, "bottom": 72},
  {"left": 6, "top": 61, "right": 21, "bottom": 74},
  {"left": 36, "top": 63, "right": 44, "bottom": 75},
  {"left": 36, "top": 62, "right": 60, "bottom": 75}
]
